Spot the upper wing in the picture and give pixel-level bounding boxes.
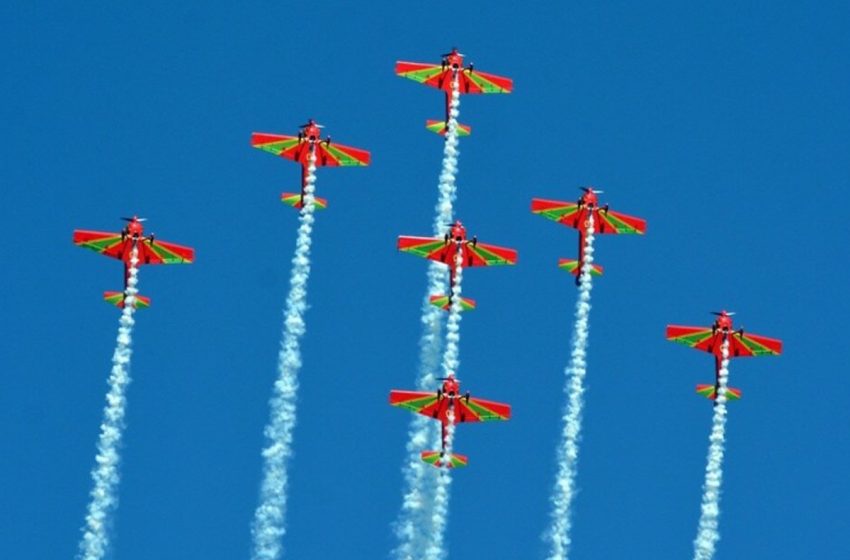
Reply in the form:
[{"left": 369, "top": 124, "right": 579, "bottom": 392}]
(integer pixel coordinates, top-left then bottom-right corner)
[
  {"left": 596, "top": 208, "right": 647, "bottom": 235},
  {"left": 454, "top": 396, "right": 511, "bottom": 423},
  {"left": 462, "top": 241, "right": 518, "bottom": 267},
  {"left": 390, "top": 390, "right": 440, "bottom": 417},
  {"left": 459, "top": 69, "right": 513, "bottom": 94},
  {"left": 313, "top": 141, "right": 371, "bottom": 167},
  {"left": 397, "top": 236, "right": 449, "bottom": 262},
  {"left": 73, "top": 230, "right": 126, "bottom": 260},
  {"left": 729, "top": 332, "right": 782, "bottom": 357},
  {"left": 531, "top": 198, "right": 581, "bottom": 228}
]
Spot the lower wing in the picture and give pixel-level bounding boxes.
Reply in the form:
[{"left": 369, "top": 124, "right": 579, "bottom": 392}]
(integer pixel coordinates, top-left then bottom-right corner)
[{"left": 729, "top": 332, "right": 782, "bottom": 357}]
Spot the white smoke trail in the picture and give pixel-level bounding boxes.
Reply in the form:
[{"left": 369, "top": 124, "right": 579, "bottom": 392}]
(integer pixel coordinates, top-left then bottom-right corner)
[
  {"left": 546, "top": 214, "right": 596, "bottom": 560},
  {"left": 424, "top": 249, "right": 465, "bottom": 560},
  {"left": 251, "top": 151, "right": 318, "bottom": 560},
  {"left": 395, "top": 75, "right": 462, "bottom": 560},
  {"left": 693, "top": 339, "right": 731, "bottom": 560},
  {"left": 77, "top": 246, "right": 140, "bottom": 560}
]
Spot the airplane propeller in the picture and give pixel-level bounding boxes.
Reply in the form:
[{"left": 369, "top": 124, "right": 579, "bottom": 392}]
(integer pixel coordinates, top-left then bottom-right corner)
[
  {"left": 711, "top": 310, "right": 735, "bottom": 316},
  {"left": 580, "top": 187, "right": 603, "bottom": 194},
  {"left": 120, "top": 216, "right": 147, "bottom": 222}
]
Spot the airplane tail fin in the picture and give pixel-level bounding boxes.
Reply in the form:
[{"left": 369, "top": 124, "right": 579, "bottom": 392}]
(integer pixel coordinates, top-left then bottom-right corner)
[
  {"left": 281, "top": 193, "right": 328, "bottom": 211},
  {"left": 426, "top": 119, "right": 472, "bottom": 137},
  {"left": 558, "top": 258, "right": 604, "bottom": 277},
  {"left": 696, "top": 384, "right": 742, "bottom": 401},
  {"left": 421, "top": 450, "right": 468, "bottom": 469},
  {"left": 429, "top": 295, "right": 476, "bottom": 312},
  {"left": 104, "top": 291, "right": 150, "bottom": 310}
]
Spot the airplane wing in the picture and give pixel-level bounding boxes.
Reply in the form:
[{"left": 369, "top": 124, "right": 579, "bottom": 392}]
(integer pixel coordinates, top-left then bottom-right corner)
[
  {"left": 666, "top": 325, "right": 716, "bottom": 352},
  {"left": 461, "top": 241, "right": 518, "bottom": 267},
  {"left": 73, "top": 230, "right": 194, "bottom": 264},
  {"left": 313, "top": 141, "right": 371, "bottom": 167},
  {"left": 729, "top": 331, "right": 783, "bottom": 357},
  {"left": 397, "top": 236, "right": 449, "bottom": 261},
  {"left": 596, "top": 209, "right": 647, "bottom": 235},
  {"left": 459, "top": 69, "right": 513, "bottom": 94},
  {"left": 531, "top": 198, "right": 646, "bottom": 235},
  {"left": 397, "top": 236, "right": 518, "bottom": 268},
  {"left": 454, "top": 396, "right": 511, "bottom": 423},
  {"left": 251, "top": 133, "right": 303, "bottom": 161},
  {"left": 390, "top": 390, "right": 440, "bottom": 417},
  {"left": 666, "top": 325, "right": 782, "bottom": 357},
  {"left": 395, "top": 62, "right": 513, "bottom": 94},
  {"left": 395, "top": 61, "right": 447, "bottom": 89},
  {"left": 389, "top": 390, "right": 511, "bottom": 423},
  {"left": 531, "top": 198, "right": 581, "bottom": 225}
]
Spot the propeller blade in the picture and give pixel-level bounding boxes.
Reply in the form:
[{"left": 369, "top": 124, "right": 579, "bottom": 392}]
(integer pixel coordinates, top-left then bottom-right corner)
[{"left": 120, "top": 216, "right": 146, "bottom": 222}]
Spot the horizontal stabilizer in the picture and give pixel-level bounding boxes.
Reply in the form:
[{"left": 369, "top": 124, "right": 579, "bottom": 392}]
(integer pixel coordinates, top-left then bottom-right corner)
[
  {"left": 281, "top": 193, "right": 328, "bottom": 210},
  {"left": 421, "top": 450, "right": 468, "bottom": 468},
  {"left": 104, "top": 291, "right": 150, "bottom": 309},
  {"left": 558, "top": 258, "right": 603, "bottom": 277},
  {"left": 429, "top": 295, "right": 476, "bottom": 312},
  {"left": 426, "top": 119, "right": 472, "bottom": 137},
  {"left": 696, "top": 384, "right": 742, "bottom": 401}
]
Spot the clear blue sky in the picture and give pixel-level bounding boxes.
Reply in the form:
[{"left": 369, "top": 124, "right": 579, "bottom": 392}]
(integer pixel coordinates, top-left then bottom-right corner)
[{"left": 2, "top": 2, "right": 849, "bottom": 559}]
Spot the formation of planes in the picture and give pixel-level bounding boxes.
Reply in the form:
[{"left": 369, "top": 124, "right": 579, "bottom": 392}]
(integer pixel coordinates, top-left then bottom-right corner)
[{"left": 72, "top": 48, "right": 783, "bottom": 471}]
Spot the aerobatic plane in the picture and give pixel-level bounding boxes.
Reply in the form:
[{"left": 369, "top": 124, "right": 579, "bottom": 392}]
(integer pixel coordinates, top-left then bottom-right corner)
[
  {"left": 251, "top": 119, "right": 370, "bottom": 210},
  {"left": 395, "top": 47, "right": 513, "bottom": 136},
  {"left": 666, "top": 310, "right": 783, "bottom": 401},
  {"left": 390, "top": 373, "right": 511, "bottom": 468},
  {"left": 531, "top": 188, "right": 647, "bottom": 285},
  {"left": 397, "top": 220, "right": 517, "bottom": 311},
  {"left": 73, "top": 216, "right": 194, "bottom": 309}
]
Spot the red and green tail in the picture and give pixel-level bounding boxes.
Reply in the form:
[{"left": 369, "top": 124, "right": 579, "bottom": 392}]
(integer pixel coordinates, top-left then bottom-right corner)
[
  {"left": 426, "top": 119, "right": 472, "bottom": 137},
  {"left": 104, "top": 291, "right": 151, "bottom": 310},
  {"left": 421, "top": 450, "right": 468, "bottom": 468},
  {"left": 558, "top": 258, "right": 604, "bottom": 277},
  {"left": 281, "top": 193, "right": 328, "bottom": 211},
  {"left": 429, "top": 295, "right": 476, "bottom": 312},
  {"left": 696, "top": 384, "right": 742, "bottom": 401}
]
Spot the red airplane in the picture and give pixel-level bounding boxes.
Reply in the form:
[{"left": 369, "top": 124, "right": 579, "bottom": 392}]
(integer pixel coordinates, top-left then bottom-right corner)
[
  {"left": 666, "top": 311, "right": 783, "bottom": 401},
  {"left": 73, "top": 216, "right": 194, "bottom": 309},
  {"left": 390, "top": 373, "right": 511, "bottom": 468},
  {"left": 531, "top": 188, "right": 647, "bottom": 285},
  {"left": 251, "top": 119, "right": 371, "bottom": 210},
  {"left": 395, "top": 48, "right": 513, "bottom": 137},
  {"left": 397, "top": 220, "right": 518, "bottom": 312}
]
